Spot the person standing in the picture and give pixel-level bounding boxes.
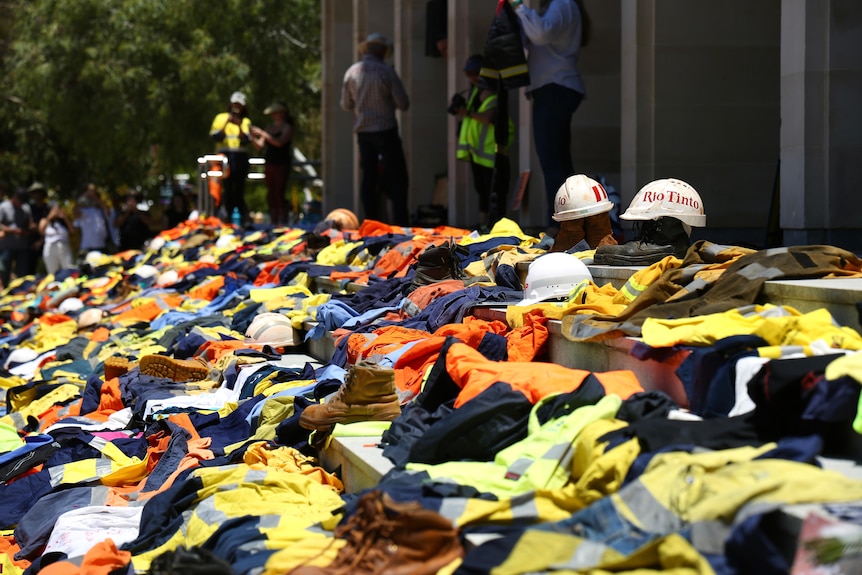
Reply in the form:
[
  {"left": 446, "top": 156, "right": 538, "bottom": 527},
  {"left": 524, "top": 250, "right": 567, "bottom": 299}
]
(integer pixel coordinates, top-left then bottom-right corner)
[
  {"left": 39, "top": 202, "right": 74, "bottom": 275},
  {"left": 251, "top": 101, "right": 294, "bottom": 226},
  {"left": 210, "top": 91, "right": 252, "bottom": 226},
  {"left": 26, "top": 182, "right": 51, "bottom": 272},
  {"left": 0, "top": 189, "right": 37, "bottom": 287},
  {"left": 509, "top": 0, "right": 591, "bottom": 233},
  {"left": 341, "top": 33, "right": 411, "bottom": 225},
  {"left": 455, "top": 54, "right": 515, "bottom": 232},
  {"left": 163, "top": 190, "right": 191, "bottom": 230},
  {"left": 73, "top": 183, "right": 111, "bottom": 258},
  {"left": 113, "top": 192, "right": 153, "bottom": 251}
]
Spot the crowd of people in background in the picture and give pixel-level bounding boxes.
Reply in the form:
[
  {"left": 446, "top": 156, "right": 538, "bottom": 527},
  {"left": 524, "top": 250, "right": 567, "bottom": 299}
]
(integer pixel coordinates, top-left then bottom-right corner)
[{"left": 0, "top": 181, "right": 195, "bottom": 290}]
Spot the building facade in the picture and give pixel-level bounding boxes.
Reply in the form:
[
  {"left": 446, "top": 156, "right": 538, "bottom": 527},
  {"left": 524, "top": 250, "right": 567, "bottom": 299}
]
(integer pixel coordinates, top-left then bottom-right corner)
[{"left": 321, "top": 0, "right": 862, "bottom": 251}]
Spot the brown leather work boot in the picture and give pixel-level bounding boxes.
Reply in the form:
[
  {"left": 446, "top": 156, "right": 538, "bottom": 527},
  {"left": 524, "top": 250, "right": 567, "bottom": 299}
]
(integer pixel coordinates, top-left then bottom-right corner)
[
  {"left": 299, "top": 361, "right": 401, "bottom": 431},
  {"left": 551, "top": 212, "right": 613, "bottom": 253},
  {"left": 289, "top": 490, "right": 464, "bottom": 575},
  {"left": 104, "top": 356, "right": 137, "bottom": 381},
  {"left": 139, "top": 355, "right": 211, "bottom": 382}
]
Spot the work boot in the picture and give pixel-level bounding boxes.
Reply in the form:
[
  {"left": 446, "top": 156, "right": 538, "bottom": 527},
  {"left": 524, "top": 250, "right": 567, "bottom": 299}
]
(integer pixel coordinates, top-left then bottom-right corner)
[
  {"left": 299, "top": 361, "right": 401, "bottom": 431},
  {"left": 551, "top": 212, "right": 614, "bottom": 253},
  {"left": 104, "top": 356, "right": 137, "bottom": 381},
  {"left": 289, "top": 490, "right": 464, "bottom": 575},
  {"left": 139, "top": 354, "right": 211, "bottom": 382},
  {"left": 410, "top": 242, "right": 465, "bottom": 290},
  {"left": 593, "top": 216, "right": 691, "bottom": 265}
]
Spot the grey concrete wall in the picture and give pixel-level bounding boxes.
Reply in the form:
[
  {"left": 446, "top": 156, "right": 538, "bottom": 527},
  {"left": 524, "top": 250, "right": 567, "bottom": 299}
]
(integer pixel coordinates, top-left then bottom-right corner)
[
  {"left": 781, "top": 0, "right": 862, "bottom": 251},
  {"left": 622, "top": 0, "right": 781, "bottom": 247},
  {"left": 396, "top": 1, "right": 448, "bottom": 220}
]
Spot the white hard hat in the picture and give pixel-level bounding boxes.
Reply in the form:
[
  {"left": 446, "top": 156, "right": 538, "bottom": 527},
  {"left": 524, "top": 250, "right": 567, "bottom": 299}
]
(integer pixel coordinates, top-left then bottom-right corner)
[
  {"left": 229, "top": 91, "right": 247, "bottom": 106},
  {"left": 620, "top": 178, "right": 706, "bottom": 227},
  {"left": 518, "top": 253, "right": 593, "bottom": 306},
  {"left": 134, "top": 264, "right": 159, "bottom": 280},
  {"left": 84, "top": 251, "right": 106, "bottom": 267},
  {"left": 58, "top": 297, "right": 84, "bottom": 315},
  {"left": 246, "top": 313, "right": 297, "bottom": 345},
  {"left": 5, "top": 347, "right": 39, "bottom": 369},
  {"left": 149, "top": 236, "right": 166, "bottom": 252},
  {"left": 77, "top": 308, "right": 105, "bottom": 330},
  {"left": 552, "top": 174, "right": 614, "bottom": 222},
  {"left": 156, "top": 269, "right": 179, "bottom": 287}
]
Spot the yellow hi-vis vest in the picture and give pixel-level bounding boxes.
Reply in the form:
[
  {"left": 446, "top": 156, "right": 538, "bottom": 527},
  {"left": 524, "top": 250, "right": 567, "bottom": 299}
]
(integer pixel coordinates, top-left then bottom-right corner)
[
  {"left": 210, "top": 112, "right": 252, "bottom": 151},
  {"left": 457, "top": 88, "right": 515, "bottom": 169}
]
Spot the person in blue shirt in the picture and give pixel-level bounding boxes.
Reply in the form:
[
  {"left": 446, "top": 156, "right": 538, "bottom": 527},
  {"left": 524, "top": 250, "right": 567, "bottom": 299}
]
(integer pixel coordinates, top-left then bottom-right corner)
[{"left": 509, "top": 0, "right": 590, "bottom": 232}]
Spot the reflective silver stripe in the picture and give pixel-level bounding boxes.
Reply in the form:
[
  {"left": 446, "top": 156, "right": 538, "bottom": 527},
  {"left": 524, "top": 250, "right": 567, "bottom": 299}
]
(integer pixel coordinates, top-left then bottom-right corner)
[
  {"left": 3, "top": 412, "right": 26, "bottom": 429},
  {"left": 617, "top": 480, "right": 685, "bottom": 534},
  {"left": 258, "top": 514, "right": 280, "bottom": 528},
  {"left": 563, "top": 315, "right": 619, "bottom": 341},
  {"left": 48, "top": 466, "right": 65, "bottom": 486},
  {"left": 690, "top": 520, "right": 732, "bottom": 555},
  {"left": 676, "top": 264, "right": 709, "bottom": 284},
  {"left": 703, "top": 243, "right": 734, "bottom": 256},
  {"left": 244, "top": 468, "right": 269, "bottom": 483},
  {"left": 543, "top": 442, "right": 572, "bottom": 462},
  {"left": 505, "top": 457, "right": 533, "bottom": 480},
  {"left": 473, "top": 123, "right": 494, "bottom": 163},
  {"left": 739, "top": 262, "right": 784, "bottom": 281},
  {"left": 558, "top": 538, "right": 610, "bottom": 569},
  {"left": 508, "top": 492, "right": 541, "bottom": 521},
  {"left": 438, "top": 495, "right": 470, "bottom": 524},
  {"left": 673, "top": 277, "right": 710, "bottom": 297},
  {"left": 196, "top": 495, "right": 230, "bottom": 525},
  {"left": 89, "top": 486, "right": 111, "bottom": 506},
  {"left": 95, "top": 458, "right": 115, "bottom": 477},
  {"left": 735, "top": 500, "right": 784, "bottom": 526}
]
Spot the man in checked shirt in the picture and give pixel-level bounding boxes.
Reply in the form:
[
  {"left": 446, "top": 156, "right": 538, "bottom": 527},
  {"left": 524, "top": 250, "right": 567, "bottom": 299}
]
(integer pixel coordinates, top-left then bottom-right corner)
[{"left": 341, "top": 33, "right": 411, "bottom": 226}]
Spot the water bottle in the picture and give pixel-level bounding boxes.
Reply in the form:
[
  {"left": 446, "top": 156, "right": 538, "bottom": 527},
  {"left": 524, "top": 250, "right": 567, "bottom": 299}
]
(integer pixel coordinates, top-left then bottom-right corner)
[{"left": 231, "top": 207, "right": 241, "bottom": 227}]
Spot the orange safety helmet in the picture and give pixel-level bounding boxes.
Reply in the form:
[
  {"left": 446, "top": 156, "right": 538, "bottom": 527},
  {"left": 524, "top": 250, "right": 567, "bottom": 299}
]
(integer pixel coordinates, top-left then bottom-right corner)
[{"left": 325, "top": 208, "right": 360, "bottom": 230}]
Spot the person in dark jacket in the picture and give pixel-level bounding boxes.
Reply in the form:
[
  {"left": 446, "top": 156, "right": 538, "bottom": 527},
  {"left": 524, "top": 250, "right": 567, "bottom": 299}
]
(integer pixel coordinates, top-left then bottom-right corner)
[{"left": 251, "top": 101, "right": 294, "bottom": 227}]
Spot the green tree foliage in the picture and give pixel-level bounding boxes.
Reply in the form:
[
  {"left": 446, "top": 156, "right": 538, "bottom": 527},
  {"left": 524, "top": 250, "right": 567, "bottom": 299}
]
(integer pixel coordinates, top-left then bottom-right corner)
[{"left": 0, "top": 0, "right": 320, "bottom": 198}]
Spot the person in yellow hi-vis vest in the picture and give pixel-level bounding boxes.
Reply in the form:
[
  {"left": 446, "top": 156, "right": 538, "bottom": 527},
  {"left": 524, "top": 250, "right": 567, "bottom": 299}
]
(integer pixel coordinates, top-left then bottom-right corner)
[
  {"left": 455, "top": 55, "right": 515, "bottom": 232},
  {"left": 209, "top": 91, "right": 252, "bottom": 226}
]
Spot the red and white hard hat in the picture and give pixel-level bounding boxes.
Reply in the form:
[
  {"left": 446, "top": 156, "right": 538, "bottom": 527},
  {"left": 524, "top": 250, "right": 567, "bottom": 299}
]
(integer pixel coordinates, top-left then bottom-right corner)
[
  {"left": 552, "top": 174, "right": 614, "bottom": 222},
  {"left": 620, "top": 178, "right": 706, "bottom": 227}
]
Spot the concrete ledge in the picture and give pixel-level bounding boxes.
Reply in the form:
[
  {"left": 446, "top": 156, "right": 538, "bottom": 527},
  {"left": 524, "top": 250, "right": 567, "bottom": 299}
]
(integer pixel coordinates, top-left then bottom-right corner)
[
  {"left": 760, "top": 278, "right": 862, "bottom": 332},
  {"left": 588, "top": 264, "right": 644, "bottom": 289},
  {"left": 313, "top": 277, "right": 365, "bottom": 295},
  {"left": 319, "top": 435, "right": 393, "bottom": 493},
  {"left": 304, "top": 321, "right": 335, "bottom": 362}
]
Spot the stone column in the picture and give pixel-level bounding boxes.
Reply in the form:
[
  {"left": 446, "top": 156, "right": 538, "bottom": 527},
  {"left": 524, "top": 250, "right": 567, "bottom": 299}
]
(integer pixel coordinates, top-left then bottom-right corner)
[
  {"left": 780, "top": 0, "right": 862, "bottom": 251},
  {"left": 396, "top": 0, "right": 448, "bottom": 225},
  {"left": 321, "top": 0, "right": 356, "bottom": 214}
]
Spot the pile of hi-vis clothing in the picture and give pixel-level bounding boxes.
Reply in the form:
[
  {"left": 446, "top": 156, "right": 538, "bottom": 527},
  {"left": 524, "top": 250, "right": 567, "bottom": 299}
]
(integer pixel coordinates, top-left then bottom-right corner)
[{"left": 0, "top": 216, "right": 862, "bottom": 575}]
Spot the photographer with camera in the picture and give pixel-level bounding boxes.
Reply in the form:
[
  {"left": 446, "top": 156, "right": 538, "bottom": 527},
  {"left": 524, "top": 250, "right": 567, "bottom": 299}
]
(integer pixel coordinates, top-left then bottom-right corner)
[
  {"left": 39, "top": 200, "right": 74, "bottom": 276},
  {"left": 453, "top": 54, "right": 514, "bottom": 232}
]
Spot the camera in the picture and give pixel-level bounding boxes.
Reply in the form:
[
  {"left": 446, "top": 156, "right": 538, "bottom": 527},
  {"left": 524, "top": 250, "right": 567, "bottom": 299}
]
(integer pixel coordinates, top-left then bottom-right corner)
[{"left": 447, "top": 92, "right": 467, "bottom": 116}]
